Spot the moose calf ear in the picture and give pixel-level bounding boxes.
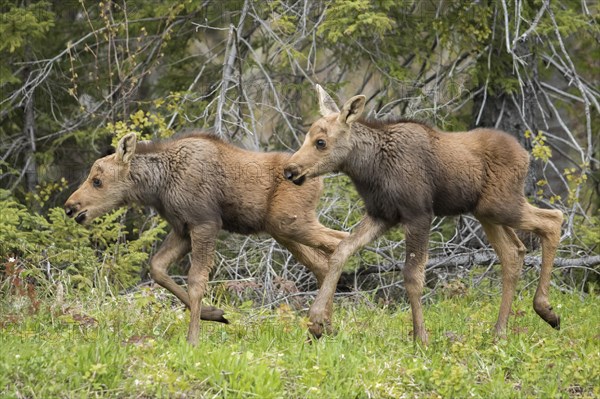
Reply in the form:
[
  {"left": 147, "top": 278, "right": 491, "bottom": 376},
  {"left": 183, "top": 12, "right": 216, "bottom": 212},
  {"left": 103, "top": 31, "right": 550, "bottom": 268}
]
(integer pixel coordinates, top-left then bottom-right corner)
[
  {"left": 339, "top": 95, "right": 366, "bottom": 125},
  {"left": 116, "top": 133, "right": 137, "bottom": 164},
  {"left": 316, "top": 84, "right": 340, "bottom": 116}
]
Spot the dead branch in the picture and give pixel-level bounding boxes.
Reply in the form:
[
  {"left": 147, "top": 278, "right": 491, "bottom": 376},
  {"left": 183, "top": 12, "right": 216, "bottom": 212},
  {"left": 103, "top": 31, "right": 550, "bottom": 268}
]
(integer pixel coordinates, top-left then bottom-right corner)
[{"left": 341, "top": 252, "right": 600, "bottom": 280}]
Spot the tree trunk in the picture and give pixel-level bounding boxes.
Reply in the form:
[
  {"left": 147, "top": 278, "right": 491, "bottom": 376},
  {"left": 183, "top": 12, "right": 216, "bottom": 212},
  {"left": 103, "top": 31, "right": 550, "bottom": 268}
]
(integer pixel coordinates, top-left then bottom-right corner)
[{"left": 23, "top": 84, "right": 37, "bottom": 193}]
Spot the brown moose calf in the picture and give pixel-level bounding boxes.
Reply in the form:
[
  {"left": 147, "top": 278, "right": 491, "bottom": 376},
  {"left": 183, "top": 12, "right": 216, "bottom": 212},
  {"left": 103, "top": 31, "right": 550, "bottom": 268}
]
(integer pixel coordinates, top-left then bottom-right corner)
[
  {"left": 65, "top": 132, "right": 347, "bottom": 345},
  {"left": 284, "top": 85, "right": 563, "bottom": 343}
]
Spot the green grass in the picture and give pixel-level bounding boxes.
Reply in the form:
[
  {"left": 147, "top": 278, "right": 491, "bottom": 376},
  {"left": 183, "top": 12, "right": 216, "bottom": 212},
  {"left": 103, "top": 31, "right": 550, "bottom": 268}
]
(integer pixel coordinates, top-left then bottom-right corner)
[{"left": 1, "top": 286, "right": 599, "bottom": 398}]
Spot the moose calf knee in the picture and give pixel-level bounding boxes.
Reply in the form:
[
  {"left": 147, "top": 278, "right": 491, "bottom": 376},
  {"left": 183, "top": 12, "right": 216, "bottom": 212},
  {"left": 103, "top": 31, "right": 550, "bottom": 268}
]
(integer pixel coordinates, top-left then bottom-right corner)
[
  {"left": 542, "top": 210, "right": 563, "bottom": 241},
  {"left": 149, "top": 263, "right": 167, "bottom": 284}
]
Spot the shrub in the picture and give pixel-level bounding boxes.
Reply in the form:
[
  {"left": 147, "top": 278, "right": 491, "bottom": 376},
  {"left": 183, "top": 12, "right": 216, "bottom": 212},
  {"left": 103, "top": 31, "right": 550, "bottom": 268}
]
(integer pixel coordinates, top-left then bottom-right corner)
[{"left": 0, "top": 189, "right": 167, "bottom": 296}]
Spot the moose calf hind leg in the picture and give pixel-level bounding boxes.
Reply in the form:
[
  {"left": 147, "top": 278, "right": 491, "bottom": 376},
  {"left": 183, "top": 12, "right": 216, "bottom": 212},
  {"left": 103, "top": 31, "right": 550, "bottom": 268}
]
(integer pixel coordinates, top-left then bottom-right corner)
[
  {"left": 532, "top": 209, "right": 563, "bottom": 330},
  {"left": 480, "top": 221, "right": 526, "bottom": 337},
  {"left": 515, "top": 205, "right": 563, "bottom": 330}
]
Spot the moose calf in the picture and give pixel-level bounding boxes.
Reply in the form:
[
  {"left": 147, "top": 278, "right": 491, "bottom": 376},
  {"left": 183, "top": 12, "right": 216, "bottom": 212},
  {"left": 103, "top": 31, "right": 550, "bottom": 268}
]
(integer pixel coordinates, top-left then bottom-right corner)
[
  {"left": 284, "top": 85, "right": 563, "bottom": 343},
  {"left": 65, "top": 132, "right": 347, "bottom": 344}
]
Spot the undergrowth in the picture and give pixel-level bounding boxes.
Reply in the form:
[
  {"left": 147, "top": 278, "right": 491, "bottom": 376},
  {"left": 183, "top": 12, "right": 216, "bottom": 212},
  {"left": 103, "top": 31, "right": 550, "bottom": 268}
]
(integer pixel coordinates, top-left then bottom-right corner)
[{"left": 1, "top": 283, "right": 598, "bottom": 398}]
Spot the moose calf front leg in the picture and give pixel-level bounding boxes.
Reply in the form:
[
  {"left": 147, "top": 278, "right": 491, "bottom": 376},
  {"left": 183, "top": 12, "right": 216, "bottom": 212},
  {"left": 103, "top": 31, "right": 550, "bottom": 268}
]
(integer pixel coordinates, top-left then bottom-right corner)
[
  {"left": 308, "top": 216, "right": 388, "bottom": 338},
  {"left": 279, "top": 240, "right": 335, "bottom": 334},
  {"left": 403, "top": 217, "right": 431, "bottom": 345},
  {"left": 187, "top": 223, "right": 220, "bottom": 345}
]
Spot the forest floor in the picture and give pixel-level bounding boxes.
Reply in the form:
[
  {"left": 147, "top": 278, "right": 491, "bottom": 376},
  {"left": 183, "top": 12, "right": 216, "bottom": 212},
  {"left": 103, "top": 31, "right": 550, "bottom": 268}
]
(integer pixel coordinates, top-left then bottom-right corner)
[{"left": 1, "top": 281, "right": 599, "bottom": 398}]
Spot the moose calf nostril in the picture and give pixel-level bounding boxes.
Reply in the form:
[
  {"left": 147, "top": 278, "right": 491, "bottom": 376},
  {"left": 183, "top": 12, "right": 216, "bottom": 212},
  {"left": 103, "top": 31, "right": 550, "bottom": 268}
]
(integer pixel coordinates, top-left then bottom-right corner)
[
  {"left": 64, "top": 203, "right": 79, "bottom": 217},
  {"left": 293, "top": 175, "right": 306, "bottom": 186}
]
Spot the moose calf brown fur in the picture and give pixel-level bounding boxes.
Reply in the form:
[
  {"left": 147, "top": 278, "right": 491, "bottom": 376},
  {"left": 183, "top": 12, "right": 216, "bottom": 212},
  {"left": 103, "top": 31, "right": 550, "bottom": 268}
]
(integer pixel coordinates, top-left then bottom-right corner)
[
  {"left": 284, "top": 85, "right": 563, "bottom": 343},
  {"left": 65, "top": 132, "right": 347, "bottom": 345}
]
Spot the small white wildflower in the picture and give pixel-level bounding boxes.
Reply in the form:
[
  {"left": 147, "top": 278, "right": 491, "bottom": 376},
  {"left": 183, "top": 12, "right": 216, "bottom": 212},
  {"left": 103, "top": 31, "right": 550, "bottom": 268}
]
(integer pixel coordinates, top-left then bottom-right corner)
[{"left": 8, "top": 257, "right": 16, "bottom": 263}]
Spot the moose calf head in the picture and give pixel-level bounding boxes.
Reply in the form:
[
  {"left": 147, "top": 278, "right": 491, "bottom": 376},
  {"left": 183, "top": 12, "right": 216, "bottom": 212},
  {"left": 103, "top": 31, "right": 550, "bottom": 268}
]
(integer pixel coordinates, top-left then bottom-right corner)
[
  {"left": 283, "top": 84, "right": 366, "bottom": 185},
  {"left": 64, "top": 133, "right": 137, "bottom": 224}
]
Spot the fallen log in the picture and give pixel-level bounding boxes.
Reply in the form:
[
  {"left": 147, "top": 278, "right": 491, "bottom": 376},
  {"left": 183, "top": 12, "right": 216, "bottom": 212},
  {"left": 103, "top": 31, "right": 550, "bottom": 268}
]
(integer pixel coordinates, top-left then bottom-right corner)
[{"left": 341, "top": 251, "right": 600, "bottom": 280}]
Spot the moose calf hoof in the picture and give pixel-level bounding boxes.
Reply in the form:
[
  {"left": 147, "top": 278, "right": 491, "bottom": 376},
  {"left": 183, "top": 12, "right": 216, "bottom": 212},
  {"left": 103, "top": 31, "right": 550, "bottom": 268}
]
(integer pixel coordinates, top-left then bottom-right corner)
[
  {"left": 211, "top": 308, "right": 229, "bottom": 324},
  {"left": 307, "top": 316, "right": 333, "bottom": 339},
  {"left": 413, "top": 331, "right": 429, "bottom": 347},
  {"left": 493, "top": 326, "right": 508, "bottom": 341},
  {"left": 308, "top": 321, "right": 325, "bottom": 339},
  {"left": 548, "top": 314, "right": 560, "bottom": 330},
  {"left": 200, "top": 306, "right": 229, "bottom": 324},
  {"left": 186, "top": 331, "right": 199, "bottom": 346},
  {"left": 533, "top": 303, "right": 560, "bottom": 330}
]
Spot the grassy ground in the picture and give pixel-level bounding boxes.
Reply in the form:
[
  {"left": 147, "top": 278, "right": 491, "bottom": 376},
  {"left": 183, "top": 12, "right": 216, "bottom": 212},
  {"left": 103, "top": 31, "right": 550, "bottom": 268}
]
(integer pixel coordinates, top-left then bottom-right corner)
[{"left": 1, "top": 284, "right": 599, "bottom": 398}]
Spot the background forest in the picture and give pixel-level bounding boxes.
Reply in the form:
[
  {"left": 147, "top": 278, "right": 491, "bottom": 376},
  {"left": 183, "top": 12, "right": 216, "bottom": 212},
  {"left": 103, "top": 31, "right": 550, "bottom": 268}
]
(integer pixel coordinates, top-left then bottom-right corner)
[
  {"left": 1, "top": 1, "right": 599, "bottom": 397},
  {"left": 1, "top": 0, "right": 597, "bottom": 300}
]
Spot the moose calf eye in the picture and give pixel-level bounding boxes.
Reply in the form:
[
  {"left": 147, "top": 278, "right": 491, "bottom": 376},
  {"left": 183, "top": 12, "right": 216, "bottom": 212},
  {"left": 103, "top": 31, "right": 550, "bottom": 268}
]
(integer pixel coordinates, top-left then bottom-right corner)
[
  {"left": 92, "top": 178, "right": 102, "bottom": 188},
  {"left": 315, "top": 139, "right": 327, "bottom": 150}
]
